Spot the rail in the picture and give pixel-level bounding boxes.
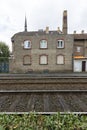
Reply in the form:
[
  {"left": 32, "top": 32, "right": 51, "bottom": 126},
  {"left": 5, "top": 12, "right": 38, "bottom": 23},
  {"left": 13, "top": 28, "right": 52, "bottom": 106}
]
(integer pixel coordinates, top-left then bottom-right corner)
[{"left": 0, "top": 90, "right": 87, "bottom": 93}]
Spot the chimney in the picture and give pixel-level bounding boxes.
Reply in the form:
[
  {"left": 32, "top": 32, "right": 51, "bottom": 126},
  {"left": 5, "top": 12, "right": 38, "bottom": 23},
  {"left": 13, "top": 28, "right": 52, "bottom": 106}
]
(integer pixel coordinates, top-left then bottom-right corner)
[
  {"left": 57, "top": 27, "right": 62, "bottom": 34},
  {"left": 62, "top": 10, "right": 67, "bottom": 34},
  {"left": 57, "top": 27, "right": 60, "bottom": 32},
  {"left": 81, "top": 30, "right": 84, "bottom": 34},
  {"left": 74, "top": 31, "right": 76, "bottom": 34},
  {"left": 46, "top": 26, "right": 49, "bottom": 34}
]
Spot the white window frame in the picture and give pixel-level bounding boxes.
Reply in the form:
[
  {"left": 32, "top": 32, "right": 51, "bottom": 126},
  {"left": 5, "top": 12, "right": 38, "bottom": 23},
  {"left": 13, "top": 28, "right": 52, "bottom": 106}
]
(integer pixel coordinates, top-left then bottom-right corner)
[
  {"left": 40, "top": 40, "right": 47, "bottom": 49},
  {"left": 24, "top": 40, "right": 31, "bottom": 49},
  {"left": 57, "top": 40, "right": 64, "bottom": 48},
  {"left": 40, "top": 55, "right": 48, "bottom": 65},
  {"left": 77, "top": 47, "right": 81, "bottom": 52},
  {"left": 57, "top": 55, "right": 64, "bottom": 64}
]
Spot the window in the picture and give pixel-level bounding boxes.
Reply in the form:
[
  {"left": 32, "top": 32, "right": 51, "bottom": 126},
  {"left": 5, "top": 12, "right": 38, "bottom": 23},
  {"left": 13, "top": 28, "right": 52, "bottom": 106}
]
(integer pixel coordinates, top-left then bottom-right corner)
[
  {"left": 23, "top": 55, "right": 31, "bottom": 65},
  {"left": 24, "top": 40, "right": 31, "bottom": 49},
  {"left": 77, "top": 47, "right": 81, "bottom": 52},
  {"left": 40, "top": 40, "right": 47, "bottom": 48},
  {"left": 40, "top": 55, "right": 48, "bottom": 64},
  {"left": 57, "top": 40, "right": 64, "bottom": 48},
  {"left": 57, "top": 55, "right": 64, "bottom": 64}
]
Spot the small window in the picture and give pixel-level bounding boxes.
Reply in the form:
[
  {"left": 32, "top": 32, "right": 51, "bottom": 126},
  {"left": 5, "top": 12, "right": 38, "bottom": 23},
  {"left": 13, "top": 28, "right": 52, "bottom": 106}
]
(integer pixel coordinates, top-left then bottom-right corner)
[
  {"left": 24, "top": 40, "right": 31, "bottom": 49},
  {"left": 23, "top": 55, "right": 31, "bottom": 65},
  {"left": 57, "top": 55, "right": 64, "bottom": 64},
  {"left": 40, "top": 55, "right": 48, "bottom": 64},
  {"left": 40, "top": 40, "right": 47, "bottom": 48},
  {"left": 57, "top": 40, "right": 64, "bottom": 48},
  {"left": 77, "top": 47, "right": 81, "bottom": 52}
]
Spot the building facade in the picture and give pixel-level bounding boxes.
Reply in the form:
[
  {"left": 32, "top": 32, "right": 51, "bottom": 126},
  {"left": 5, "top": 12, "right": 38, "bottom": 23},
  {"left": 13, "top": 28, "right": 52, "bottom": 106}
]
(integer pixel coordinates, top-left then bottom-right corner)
[
  {"left": 9, "top": 10, "right": 87, "bottom": 73},
  {"left": 73, "top": 34, "right": 87, "bottom": 72}
]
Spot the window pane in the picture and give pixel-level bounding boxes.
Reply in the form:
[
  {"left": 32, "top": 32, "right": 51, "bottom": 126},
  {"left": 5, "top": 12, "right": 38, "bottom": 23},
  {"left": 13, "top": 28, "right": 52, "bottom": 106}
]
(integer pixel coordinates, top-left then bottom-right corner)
[
  {"left": 24, "top": 40, "right": 31, "bottom": 49},
  {"left": 57, "top": 55, "right": 64, "bottom": 64},
  {"left": 40, "top": 55, "right": 47, "bottom": 64},
  {"left": 77, "top": 47, "right": 81, "bottom": 52},
  {"left": 57, "top": 40, "right": 64, "bottom": 48},
  {"left": 40, "top": 40, "right": 47, "bottom": 48}
]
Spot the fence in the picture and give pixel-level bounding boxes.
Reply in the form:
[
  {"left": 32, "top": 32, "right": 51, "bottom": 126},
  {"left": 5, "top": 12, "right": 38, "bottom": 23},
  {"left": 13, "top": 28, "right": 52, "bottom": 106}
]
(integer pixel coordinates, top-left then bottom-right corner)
[{"left": 0, "top": 62, "right": 9, "bottom": 73}]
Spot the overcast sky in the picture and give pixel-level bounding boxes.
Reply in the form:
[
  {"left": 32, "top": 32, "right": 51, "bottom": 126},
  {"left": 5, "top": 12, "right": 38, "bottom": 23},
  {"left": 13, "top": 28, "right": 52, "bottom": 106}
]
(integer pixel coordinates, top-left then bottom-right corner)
[{"left": 0, "top": 0, "right": 87, "bottom": 50}]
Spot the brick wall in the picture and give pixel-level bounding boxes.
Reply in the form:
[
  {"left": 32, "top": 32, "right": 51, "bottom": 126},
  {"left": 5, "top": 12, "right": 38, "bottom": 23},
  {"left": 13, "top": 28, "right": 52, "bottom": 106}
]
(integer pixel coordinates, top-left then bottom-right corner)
[{"left": 10, "top": 32, "right": 73, "bottom": 73}]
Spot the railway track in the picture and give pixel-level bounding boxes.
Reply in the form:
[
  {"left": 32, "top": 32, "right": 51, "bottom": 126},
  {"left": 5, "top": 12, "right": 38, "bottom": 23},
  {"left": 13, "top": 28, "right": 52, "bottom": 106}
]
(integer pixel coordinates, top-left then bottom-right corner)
[
  {"left": 0, "top": 91, "right": 86, "bottom": 112},
  {"left": 0, "top": 76, "right": 87, "bottom": 90},
  {"left": 0, "top": 73, "right": 87, "bottom": 112}
]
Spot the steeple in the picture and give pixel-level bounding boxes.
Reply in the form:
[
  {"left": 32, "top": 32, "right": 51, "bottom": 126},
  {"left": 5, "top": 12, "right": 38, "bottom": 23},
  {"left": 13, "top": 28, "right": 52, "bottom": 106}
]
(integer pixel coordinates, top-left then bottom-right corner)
[{"left": 24, "top": 16, "right": 27, "bottom": 32}]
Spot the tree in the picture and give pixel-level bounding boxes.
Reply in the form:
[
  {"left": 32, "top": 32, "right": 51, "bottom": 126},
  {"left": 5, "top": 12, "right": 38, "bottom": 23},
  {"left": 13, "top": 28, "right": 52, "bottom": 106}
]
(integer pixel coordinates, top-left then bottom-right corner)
[{"left": 0, "top": 41, "right": 10, "bottom": 62}]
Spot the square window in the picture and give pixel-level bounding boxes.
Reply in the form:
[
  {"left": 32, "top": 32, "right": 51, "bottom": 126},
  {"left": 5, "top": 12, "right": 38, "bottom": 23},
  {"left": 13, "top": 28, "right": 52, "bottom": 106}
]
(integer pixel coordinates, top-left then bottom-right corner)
[
  {"left": 57, "top": 40, "right": 64, "bottom": 48},
  {"left": 24, "top": 40, "right": 31, "bottom": 49},
  {"left": 40, "top": 55, "right": 48, "bottom": 64},
  {"left": 40, "top": 40, "right": 47, "bottom": 48},
  {"left": 57, "top": 55, "right": 64, "bottom": 64},
  {"left": 77, "top": 47, "right": 81, "bottom": 52}
]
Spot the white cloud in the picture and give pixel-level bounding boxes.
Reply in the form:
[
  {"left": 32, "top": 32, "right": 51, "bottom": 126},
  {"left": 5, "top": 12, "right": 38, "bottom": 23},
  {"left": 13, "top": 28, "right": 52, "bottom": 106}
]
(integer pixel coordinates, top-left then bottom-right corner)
[{"left": 0, "top": 0, "right": 87, "bottom": 51}]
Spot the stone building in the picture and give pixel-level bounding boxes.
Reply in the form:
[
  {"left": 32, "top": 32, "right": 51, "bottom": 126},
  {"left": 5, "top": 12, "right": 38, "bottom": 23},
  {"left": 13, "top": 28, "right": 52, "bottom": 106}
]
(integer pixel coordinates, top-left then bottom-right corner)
[
  {"left": 9, "top": 10, "right": 87, "bottom": 73},
  {"left": 73, "top": 34, "right": 87, "bottom": 72}
]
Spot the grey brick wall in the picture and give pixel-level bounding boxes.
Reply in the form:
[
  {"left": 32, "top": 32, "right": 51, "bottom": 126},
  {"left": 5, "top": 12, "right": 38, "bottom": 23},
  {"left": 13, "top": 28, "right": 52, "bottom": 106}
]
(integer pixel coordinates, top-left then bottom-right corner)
[{"left": 10, "top": 32, "right": 73, "bottom": 73}]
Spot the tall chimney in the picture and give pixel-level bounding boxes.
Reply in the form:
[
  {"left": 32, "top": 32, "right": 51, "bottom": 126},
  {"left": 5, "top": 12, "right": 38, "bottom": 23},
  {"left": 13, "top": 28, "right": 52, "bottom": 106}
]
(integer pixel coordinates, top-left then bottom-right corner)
[
  {"left": 81, "top": 30, "right": 84, "bottom": 34},
  {"left": 62, "top": 10, "right": 67, "bottom": 34},
  {"left": 46, "top": 26, "right": 49, "bottom": 34}
]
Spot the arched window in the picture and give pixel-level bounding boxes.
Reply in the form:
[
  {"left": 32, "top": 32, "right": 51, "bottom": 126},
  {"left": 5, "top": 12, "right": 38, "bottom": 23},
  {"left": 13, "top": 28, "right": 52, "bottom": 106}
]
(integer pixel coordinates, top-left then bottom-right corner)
[
  {"left": 40, "top": 40, "right": 47, "bottom": 48},
  {"left": 57, "top": 55, "right": 64, "bottom": 64},
  {"left": 40, "top": 55, "right": 48, "bottom": 64},
  {"left": 23, "top": 55, "right": 31, "bottom": 65},
  {"left": 24, "top": 40, "right": 31, "bottom": 49},
  {"left": 57, "top": 40, "right": 64, "bottom": 48}
]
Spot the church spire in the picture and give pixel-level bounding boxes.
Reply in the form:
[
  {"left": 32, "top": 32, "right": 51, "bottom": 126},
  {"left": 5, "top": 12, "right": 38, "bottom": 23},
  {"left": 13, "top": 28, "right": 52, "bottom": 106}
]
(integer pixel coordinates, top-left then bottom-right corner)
[{"left": 24, "top": 15, "right": 27, "bottom": 32}]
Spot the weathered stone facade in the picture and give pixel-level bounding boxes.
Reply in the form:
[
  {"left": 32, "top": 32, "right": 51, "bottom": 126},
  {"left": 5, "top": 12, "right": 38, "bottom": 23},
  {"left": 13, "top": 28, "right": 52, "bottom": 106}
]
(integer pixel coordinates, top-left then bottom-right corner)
[
  {"left": 9, "top": 10, "right": 87, "bottom": 73},
  {"left": 9, "top": 32, "right": 73, "bottom": 73}
]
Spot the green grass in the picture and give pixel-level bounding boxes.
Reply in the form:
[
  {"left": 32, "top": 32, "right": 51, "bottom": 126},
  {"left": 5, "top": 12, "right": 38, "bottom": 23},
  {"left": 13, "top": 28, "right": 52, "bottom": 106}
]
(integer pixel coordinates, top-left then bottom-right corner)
[{"left": 0, "top": 113, "right": 87, "bottom": 130}]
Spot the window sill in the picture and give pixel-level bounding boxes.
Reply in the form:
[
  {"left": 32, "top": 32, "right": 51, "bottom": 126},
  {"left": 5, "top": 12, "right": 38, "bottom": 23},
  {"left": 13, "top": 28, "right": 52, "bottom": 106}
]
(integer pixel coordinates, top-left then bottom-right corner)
[
  {"left": 57, "top": 47, "right": 64, "bottom": 49},
  {"left": 39, "top": 64, "right": 48, "bottom": 65},
  {"left": 23, "top": 64, "right": 31, "bottom": 65}
]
